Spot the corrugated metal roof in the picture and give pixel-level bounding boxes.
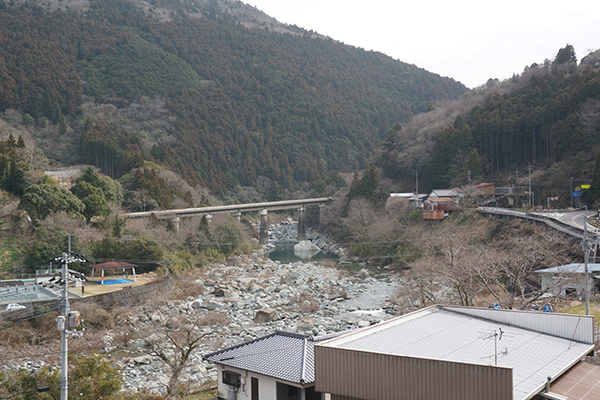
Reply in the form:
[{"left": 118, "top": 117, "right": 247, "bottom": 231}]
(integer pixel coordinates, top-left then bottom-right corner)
[
  {"left": 203, "top": 331, "right": 342, "bottom": 385},
  {"left": 321, "top": 307, "right": 593, "bottom": 400},
  {"left": 429, "top": 189, "right": 459, "bottom": 197},
  {"left": 442, "top": 305, "right": 595, "bottom": 344},
  {"left": 536, "top": 263, "right": 600, "bottom": 274}
]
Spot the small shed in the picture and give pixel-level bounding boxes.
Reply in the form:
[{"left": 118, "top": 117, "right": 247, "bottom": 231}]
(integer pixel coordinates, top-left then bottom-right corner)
[
  {"left": 535, "top": 263, "right": 600, "bottom": 297},
  {"left": 90, "top": 262, "right": 137, "bottom": 285}
]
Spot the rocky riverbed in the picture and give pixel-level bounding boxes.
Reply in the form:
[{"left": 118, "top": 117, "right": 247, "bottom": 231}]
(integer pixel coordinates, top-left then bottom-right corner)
[
  {"left": 4, "top": 251, "right": 403, "bottom": 396},
  {"left": 4, "top": 223, "right": 402, "bottom": 396},
  {"left": 106, "top": 250, "right": 401, "bottom": 394}
]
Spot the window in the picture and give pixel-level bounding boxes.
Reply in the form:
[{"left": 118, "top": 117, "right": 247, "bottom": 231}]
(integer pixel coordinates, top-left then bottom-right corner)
[
  {"left": 276, "top": 382, "right": 300, "bottom": 400},
  {"left": 223, "top": 370, "right": 241, "bottom": 387}
]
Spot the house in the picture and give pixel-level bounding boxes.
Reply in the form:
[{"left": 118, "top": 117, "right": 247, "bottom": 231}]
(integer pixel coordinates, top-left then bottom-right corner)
[
  {"left": 204, "top": 330, "right": 343, "bottom": 400},
  {"left": 474, "top": 182, "right": 496, "bottom": 195},
  {"left": 422, "top": 197, "right": 454, "bottom": 220},
  {"left": 314, "top": 305, "right": 596, "bottom": 400},
  {"left": 388, "top": 193, "right": 427, "bottom": 210},
  {"left": 428, "top": 189, "right": 460, "bottom": 200},
  {"left": 495, "top": 185, "right": 529, "bottom": 207},
  {"left": 535, "top": 263, "right": 600, "bottom": 297},
  {"left": 473, "top": 182, "right": 497, "bottom": 206}
]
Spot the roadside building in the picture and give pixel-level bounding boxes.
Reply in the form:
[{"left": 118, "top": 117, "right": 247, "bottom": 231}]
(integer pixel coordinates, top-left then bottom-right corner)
[
  {"left": 474, "top": 182, "right": 496, "bottom": 195},
  {"left": 314, "top": 305, "right": 596, "bottom": 400},
  {"left": 536, "top": 263, "right": 600, "bottom": 297},
  {"left": 422, "top": 197, "right": 454, "bottom": 220},
  {"left": 473, "top": 182, "right": 497, "bottom": 206},
  {"left": 388, "top": 193, "right": 427, "bottom": 210},
  {"left": 494, "top": 185, "right": 529, "bottom": 207},
  {"left": 428, "top": 189, "right": 460, "bottom": 200}
]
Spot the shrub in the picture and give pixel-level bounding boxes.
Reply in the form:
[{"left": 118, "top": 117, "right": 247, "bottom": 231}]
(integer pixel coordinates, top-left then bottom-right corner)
[{"left": 82, "top": 304, "right": 114, "bottom": 330}]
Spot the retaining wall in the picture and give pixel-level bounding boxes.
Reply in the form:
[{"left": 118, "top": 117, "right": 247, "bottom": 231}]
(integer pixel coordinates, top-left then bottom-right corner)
[{"left": 72, "top": 271, "right": 174, "bottom": 308}]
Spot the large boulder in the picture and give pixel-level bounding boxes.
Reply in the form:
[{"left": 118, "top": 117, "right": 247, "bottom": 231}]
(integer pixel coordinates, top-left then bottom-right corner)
[
  {"left": 294, "top": 240, "right": 321, "bottom": 252},
  {"left": 253, "top": 307, "right": 277, "bottom": 323},
  {"left": 296, "top": 316, "right": 315, "bottom": 333},
  {"left": 294, "top": 240, "right": 321, "bottom": 260}
]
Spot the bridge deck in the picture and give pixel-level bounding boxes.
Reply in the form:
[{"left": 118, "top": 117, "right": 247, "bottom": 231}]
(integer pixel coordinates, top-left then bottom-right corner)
[{"left": 122, "top": 197, "right": 332, "bottom": 219}]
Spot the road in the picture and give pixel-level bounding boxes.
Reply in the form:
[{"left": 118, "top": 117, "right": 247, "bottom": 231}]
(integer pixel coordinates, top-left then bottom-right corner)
[
  {"left": 554, "top": 210, "right": 598, "bottom": 233},
  {"left": 479, "top": 207, "right": 598, "bottom": 239}
]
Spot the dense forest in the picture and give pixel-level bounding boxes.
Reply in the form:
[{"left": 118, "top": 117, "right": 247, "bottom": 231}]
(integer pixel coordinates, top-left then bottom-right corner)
[
  {"left": 0, "top": 0, "right": 466, "bottom": 199},
  {"left": 378, "top": 44, "right": 600, "bottom": 202}
]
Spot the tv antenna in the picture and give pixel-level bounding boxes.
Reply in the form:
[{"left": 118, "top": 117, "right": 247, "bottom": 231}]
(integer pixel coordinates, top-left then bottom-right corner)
[{"left": 482, "top": 328, "right": 508, "bottom": 365}]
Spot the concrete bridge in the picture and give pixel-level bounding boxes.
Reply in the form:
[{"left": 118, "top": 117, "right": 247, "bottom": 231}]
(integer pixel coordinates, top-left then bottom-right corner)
[{"left": 122, "top": 197, "right": 333, "bottom": 244}]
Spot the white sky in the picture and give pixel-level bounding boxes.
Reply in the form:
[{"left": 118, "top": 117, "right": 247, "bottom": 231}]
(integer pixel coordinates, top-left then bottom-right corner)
[{"left": 242, "top": 0, "right": 600, "bottom": 88}]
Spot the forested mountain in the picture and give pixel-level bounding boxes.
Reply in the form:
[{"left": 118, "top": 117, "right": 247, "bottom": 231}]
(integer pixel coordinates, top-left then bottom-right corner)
[
  {"left": 378, "top": 45, "right": 600, "bottom": 200},
  {"left": 0, "top": 0, "right": 466, "bottom": 199}
]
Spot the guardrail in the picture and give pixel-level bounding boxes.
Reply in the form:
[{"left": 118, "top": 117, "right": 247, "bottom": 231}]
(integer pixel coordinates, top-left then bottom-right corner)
[{"left": 477, "top": 207, "right": 594, "bottom": 240}]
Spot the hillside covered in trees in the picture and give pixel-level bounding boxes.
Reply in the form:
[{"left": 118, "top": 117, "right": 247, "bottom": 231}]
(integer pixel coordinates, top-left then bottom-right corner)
[
  {"left": 378, "top": 44, "right": 600, "bottom": 204},
  {"left": 0, "top": 0, "right": 466, "bottom": 199}
]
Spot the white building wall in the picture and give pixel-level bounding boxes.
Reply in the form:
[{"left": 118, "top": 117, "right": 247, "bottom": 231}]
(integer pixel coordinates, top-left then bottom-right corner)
[{"left": 216, "top": 364, "right": 280, "bottom": 400}]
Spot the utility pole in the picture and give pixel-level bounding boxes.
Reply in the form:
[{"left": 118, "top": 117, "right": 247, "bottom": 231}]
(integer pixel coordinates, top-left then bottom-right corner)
[
  {"left": 515, "top": 169, "right": 520, "bottom": 204},
  {"left": 583, "top": 208, "right": 590, "bottom": 316},
  {"left": 571, "top": 177, "right": 574, "bottom": 209},
  {"left": 54, "top": 234, "right": 87, "bottom": 400},
  {"left": 528, "top": 164, "right": 532, "bottom": 207},
  {"left": 413, "top": 169, "right": 419, "bottom": 195}
]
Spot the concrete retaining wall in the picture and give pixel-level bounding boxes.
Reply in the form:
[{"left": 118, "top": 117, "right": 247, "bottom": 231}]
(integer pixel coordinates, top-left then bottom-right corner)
[{"left": 72, "top": 271, "right": 174, "bottom": 308}]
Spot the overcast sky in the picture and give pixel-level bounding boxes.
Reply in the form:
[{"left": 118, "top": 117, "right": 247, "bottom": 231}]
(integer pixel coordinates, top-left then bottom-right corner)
[{"left": 242, "top": 0, "right": 599, "bottom": 88}]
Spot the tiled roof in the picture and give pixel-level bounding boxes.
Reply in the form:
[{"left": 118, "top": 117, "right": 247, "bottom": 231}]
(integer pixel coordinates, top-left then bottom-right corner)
[{"left": 204, "top": 331, "right": 340, "bottom": 385}]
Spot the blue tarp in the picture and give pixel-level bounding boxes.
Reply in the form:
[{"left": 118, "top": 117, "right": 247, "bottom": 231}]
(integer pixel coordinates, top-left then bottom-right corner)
[{"left": 98, "top": 279, "right": 132, "bottom": 285}]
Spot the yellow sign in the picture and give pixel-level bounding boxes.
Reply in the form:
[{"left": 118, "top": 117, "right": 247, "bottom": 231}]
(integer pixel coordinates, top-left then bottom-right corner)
[{"left": 582, "top": 184, "right": 591, "bottom": 189}]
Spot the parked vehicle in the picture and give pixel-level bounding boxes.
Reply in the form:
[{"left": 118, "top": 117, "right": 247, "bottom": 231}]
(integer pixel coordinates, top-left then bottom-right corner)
[{"left": 5, "top": 303, "right": 26, "bottom": 311}]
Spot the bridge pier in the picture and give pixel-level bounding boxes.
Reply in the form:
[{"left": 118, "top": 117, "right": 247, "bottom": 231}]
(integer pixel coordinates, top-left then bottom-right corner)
[
  {"left": 233, "top": 211, "right": 242, "bottom": 222},
  {"left": 172, "top": 217, "right": 180, "bottom": 233},
  {"left": 205, "top": 214, "right": 212, "bottom": 224},
  {"left": 318, "top": 204, "right": 324, "bottom": 231},
  {"left": 297, "top": 206, "right": 306, "bottom": 241},
  {"left": 259, "top": 209, "right": 269, "bottom": 244}
]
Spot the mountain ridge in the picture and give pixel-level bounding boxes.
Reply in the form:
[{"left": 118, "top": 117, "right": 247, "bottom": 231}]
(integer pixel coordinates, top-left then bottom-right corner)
[{"left": 0, "top": 0, "right": 466, "bottom": 199}]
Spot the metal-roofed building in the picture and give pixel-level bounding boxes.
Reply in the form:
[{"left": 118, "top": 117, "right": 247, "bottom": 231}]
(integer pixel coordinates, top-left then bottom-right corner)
[
  {"left": 204, "top": 330, "right": 343, "bottom": 400},
  {"left": 315, "top": 305, "right": 595, "bottom": 400},
  {"left": 536, "top": 263, "right": 600, "bottom": 297},
  {"left": 428, "top": 189, "right": 460, "bottom": 199}
]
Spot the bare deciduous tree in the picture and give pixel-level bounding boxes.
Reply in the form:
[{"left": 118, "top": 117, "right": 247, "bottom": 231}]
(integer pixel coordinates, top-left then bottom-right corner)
[
  {"left": 474, "top": 232, "right": 570, "bottom": 309},
  {"left": 145, "top": 311, "right": 229, "bottom": 397}
]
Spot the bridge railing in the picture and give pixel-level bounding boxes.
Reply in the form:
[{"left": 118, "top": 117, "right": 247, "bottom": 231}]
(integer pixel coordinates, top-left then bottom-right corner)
[{"left": 122, "top": 197, "right": 333, "bottom": 219}]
